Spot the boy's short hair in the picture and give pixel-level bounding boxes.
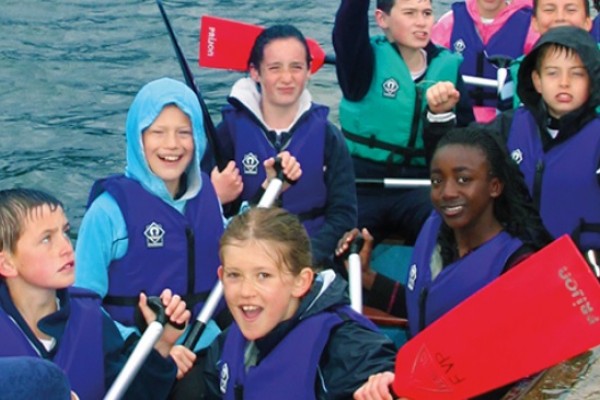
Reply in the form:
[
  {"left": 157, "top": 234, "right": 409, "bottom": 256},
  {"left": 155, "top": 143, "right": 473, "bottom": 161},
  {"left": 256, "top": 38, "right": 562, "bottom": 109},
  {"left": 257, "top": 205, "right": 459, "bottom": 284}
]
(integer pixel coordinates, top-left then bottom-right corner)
[
  {"left": 0, "top": 188, "right": 63, "bottom": 254},
  {"left": 533, "top": 43, "right": 578, "bottom": 73},
  {"left": 377, "top": 0, "right": 397, "bottom": 14},
  {"left": 533, "top": 0, "right": 590, "bottom": 16}
]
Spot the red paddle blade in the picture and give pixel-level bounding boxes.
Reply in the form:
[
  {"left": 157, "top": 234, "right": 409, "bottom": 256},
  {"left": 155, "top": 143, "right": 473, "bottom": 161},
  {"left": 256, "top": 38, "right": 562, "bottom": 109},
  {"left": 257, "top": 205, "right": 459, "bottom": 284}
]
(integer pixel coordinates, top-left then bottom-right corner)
[
  {"left": 393, "top": 235, "right": 600, "bottom": 399},
  {"left": 199, "top": 15, "right": 326, "bottom": 74}
]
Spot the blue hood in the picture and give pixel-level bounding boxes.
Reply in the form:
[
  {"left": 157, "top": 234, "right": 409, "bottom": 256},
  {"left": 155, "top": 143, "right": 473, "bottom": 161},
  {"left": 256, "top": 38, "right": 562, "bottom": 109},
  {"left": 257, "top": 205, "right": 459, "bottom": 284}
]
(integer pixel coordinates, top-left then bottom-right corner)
[{"left": 124, "top": 77, "right": 206, "bottom": 205}]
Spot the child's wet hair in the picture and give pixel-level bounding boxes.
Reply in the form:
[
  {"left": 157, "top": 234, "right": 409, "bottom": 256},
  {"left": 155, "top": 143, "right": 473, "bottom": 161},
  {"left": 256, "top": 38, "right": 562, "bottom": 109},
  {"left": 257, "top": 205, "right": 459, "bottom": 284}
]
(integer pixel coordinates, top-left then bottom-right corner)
[
  {"left": 433, "top": 127, "right": 552, "bottom": 264},
  {"left": 219, "top": 207, "right": 312, "bottom": 275},
  {"left": 247, "top": 24, "right": 312, "bottom": 70},
  {"left": 534, "top": 44, "right": 581, "bottom": 74},
  {"left": 0, "top": 188, "right": 64, "bottom": 253}
]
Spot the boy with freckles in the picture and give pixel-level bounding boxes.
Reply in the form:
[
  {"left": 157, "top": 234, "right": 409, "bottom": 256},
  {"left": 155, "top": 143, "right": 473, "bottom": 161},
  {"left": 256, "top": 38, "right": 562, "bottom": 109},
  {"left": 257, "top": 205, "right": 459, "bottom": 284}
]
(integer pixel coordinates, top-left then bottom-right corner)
[{"left": 0, "top": 188, "right": 190, "bottom": 399}]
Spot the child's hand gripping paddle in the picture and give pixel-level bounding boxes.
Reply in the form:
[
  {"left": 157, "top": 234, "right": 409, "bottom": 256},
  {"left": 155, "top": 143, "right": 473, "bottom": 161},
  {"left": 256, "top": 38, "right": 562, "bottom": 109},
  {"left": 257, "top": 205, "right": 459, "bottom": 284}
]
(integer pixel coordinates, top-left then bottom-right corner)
[
  {"left": 392, "top": 235, "right": 600, "bottom": 399},
  {"left": 348, "top": 234, "right": 365, "bottom": 313},
  {"left": 182, "top": 159, "right": 286, "bottom": 350},
  {"left": 104, "top": 296, "right": 175, "bottom": 400}
]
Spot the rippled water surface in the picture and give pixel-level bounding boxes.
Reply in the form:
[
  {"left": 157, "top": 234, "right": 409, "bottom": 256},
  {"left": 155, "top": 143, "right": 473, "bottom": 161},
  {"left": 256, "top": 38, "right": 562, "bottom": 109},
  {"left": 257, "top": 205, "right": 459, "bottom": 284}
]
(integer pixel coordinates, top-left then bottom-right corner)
[
  {"left": 1, "top": 0, "right": 598, "bottom": 395},
  {"left": 0, "top": 0, "right": 356, "bottom": 232}
]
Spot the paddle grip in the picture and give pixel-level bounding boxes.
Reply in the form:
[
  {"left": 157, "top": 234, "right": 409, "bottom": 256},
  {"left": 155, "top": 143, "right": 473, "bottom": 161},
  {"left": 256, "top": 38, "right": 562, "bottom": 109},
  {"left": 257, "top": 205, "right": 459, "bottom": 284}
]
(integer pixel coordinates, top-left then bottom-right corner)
[
  {"left": 274, "top": 156, "right": 296, "bottom": 186},
  {"left": 348, "top": 234, "right": 365, "bottom": 313},
  {"left": 349, "top": 234, "right": 365, "bottom": 255},
  {"left": 146, "top": 296, "right": 167, "bottom": 325},
  {"left": 147, "top": 296, "right": 186, "bottom": 330},
  {"left": 183, "top": 281, "right": 224, "bottom": 349}
]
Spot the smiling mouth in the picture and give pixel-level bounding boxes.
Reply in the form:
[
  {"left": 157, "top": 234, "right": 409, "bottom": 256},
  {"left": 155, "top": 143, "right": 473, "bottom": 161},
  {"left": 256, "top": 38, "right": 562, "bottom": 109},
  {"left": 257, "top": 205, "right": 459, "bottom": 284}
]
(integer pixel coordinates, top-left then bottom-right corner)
[
  {"left": 440, "top": 204, "right": 464, "bottom": 216},
  {"left": 159, "top": 155, "right": 182, "bottom": 162},
  {"left": 240, "top": 305, "right": 262, "bottom": 320}
]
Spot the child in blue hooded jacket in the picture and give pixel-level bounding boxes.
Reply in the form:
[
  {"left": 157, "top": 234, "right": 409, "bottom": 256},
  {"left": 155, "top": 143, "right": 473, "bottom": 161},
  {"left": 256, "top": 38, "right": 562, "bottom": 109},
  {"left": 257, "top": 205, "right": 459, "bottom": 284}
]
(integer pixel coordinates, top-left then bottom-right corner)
[{"left": 74, "top": 78, "right": 225, "bottom": 376}]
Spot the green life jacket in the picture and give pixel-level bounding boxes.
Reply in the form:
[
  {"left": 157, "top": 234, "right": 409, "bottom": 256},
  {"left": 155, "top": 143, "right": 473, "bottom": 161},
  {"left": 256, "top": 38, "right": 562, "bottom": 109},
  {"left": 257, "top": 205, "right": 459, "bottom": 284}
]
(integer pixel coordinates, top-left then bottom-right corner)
[{"left": 339, "top": 36, "right": 462, "bottom": 166}]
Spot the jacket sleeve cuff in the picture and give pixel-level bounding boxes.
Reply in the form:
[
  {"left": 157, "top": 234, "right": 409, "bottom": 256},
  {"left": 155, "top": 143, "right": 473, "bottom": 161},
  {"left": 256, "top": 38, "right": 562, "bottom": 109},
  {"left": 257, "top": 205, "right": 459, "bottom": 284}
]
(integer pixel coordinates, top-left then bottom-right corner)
[{"left": 427, "top": 111, "right": 456, "bottom": 123}]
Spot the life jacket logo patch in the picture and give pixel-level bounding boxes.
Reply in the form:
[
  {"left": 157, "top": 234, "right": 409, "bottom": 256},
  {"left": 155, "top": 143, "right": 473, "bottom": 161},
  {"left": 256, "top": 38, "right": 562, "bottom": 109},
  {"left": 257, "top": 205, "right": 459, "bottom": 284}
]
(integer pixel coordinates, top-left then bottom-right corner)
[
  {"left": 144, "top": 222, "right": 165, "bottom": 248},
  {"left": 242, "top": 152, "right": 260, "bottom": 175},
  {"left": 407, "top": 263, "right": 418, "bottom": 291},
  {"left": 511, "top": 149, "right": 523, "bottom": 165},
  {"left": 220, "top": 363, "right": 229, "bottom": 394},
  {"left": 453, "top": 39, "right": 466, "bottom": 54},
  {"left": 382, "top": 78, "right": 399, "bottom": 98}
]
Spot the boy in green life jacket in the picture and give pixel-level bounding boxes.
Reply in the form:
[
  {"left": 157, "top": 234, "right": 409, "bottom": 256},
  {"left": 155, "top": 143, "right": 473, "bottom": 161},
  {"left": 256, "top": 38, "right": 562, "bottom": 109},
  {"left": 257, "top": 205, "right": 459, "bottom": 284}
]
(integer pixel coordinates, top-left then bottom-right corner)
[{"left": 332, "top": 0, "right": 475, "bottom": 251}]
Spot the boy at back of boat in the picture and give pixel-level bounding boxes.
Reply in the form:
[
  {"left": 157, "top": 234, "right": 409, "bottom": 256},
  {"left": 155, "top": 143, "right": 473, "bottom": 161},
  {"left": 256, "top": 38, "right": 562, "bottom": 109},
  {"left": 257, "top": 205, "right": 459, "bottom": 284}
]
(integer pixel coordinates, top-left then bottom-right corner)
[
  {"left": 332, "top": 0, "right": 474, "bottom": 251},
  {"left": 425, "top": 26, "right": 600, "bottom": 273},
  {"left": 0, "top": 188, "right": 190, "bottom": 399},
  {"left": 511, "top": 0, "right": 594, "bottom": 107}
]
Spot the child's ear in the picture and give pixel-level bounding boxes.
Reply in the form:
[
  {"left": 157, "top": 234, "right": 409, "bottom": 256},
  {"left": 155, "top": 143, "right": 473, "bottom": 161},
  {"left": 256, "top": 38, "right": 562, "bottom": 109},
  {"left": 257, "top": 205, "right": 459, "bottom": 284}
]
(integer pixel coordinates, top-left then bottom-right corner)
[
  {"left": 0, "top": 252, "right": 17, "bottom": 279},
  {"left": 249, "top": 64, "right": 261, "bottom": 83},
  {"left": 532, "top": 70, "right": 542, "bottom": 95},
  {"left": 217, "top": 265, "right": 224, "bottom": 281},
  {"left": 374, "top": 9, "right": 389, "bottom": 30},
  {"left": 292, "top": 267, "right": 314, "bottom": 298},
  {"left": 489, "top": 177, "right": 504, "bottom": 199},
  {"left": 532, "top": 16, "right": 541, "bottom": 34}
]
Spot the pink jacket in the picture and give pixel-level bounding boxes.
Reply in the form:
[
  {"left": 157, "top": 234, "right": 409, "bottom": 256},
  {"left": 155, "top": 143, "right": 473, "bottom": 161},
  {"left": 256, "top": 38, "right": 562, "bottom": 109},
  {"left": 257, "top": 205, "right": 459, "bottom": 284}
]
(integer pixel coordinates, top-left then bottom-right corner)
[{"left": 431, "top": 0, "right": 539, "bottom": 54}]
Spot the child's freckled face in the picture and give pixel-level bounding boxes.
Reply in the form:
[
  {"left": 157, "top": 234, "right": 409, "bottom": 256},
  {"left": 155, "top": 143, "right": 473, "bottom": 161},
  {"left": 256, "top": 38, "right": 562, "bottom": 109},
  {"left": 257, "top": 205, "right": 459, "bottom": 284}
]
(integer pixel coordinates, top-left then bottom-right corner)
[
  {"left": 10, "top": 205, "right": 74, "bottom": 290},
  {"left": 218, "top": 240, "right": 304, "bottom": 341}
]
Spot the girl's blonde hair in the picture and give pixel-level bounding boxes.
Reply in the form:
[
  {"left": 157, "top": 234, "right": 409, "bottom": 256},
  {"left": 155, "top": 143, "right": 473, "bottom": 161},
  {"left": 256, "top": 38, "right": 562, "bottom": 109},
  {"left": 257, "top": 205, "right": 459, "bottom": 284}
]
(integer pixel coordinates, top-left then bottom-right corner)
[{"left": 219, "top": 207, "right": 312, "bottom": 275}]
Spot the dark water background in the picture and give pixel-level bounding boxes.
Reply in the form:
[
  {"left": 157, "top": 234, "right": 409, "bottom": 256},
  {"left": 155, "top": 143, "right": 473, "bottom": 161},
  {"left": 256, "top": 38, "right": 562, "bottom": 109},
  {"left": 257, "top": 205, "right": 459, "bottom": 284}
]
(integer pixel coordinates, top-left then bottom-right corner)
[
  {"left": 0, "top": 1, "right": 597, "bottom": 397},
  {"left": 0, "top": 0, "right": 396, "bottom": 233}
]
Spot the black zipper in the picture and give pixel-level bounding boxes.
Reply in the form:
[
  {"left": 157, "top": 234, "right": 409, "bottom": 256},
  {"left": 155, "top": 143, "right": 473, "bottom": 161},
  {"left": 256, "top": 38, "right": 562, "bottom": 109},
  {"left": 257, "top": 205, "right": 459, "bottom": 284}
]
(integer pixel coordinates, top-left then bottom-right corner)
[
  {"left": 418, "top": 287, "right": 429, "bottom": 333},
  {"left": 533, "top": 159, "right": 544, "bottom": 210}
]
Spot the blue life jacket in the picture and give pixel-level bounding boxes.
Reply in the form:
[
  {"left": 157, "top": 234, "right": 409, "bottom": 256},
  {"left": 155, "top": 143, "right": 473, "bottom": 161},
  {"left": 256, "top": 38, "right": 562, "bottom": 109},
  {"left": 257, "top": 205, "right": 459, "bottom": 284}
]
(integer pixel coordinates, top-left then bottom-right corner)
[
  {"left": 222, "top": 103, "right": 328, "bottom": 236},
  {"left": 405, "top": 212, "right": 523, "bottom": 337},
  {"left": 591, "top": 16, "right": 600, "bottom": 42},
  {"left": 0, "top": 287, "right": 105, "bottom": 399},
  {"left": 88, "top": 174, "right": 223, "bottom": 325},
  {"left": 450, "top": 2, "right": 531, "bottom": 115},
  {"left": 506, "top": 110, "right": 600, "bottom": 251},
  {"left": 218, "top": 306, "right": 376, "bottom": 399}
]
